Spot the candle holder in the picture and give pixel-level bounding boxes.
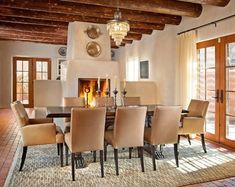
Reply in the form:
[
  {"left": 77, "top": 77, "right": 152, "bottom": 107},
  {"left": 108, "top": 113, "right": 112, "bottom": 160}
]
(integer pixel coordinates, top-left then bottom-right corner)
[
  {"left": 96, "top": 89, "right": 101, "bottom": 97},
  {"left": 113, "top": 88, "right": 118, "bottom": 109},
  {"left": 84, "top": 86, "right": 90, "bottom": 107},
  {"left": 122, "top": 89, "right": 127, "bottom": 97}
]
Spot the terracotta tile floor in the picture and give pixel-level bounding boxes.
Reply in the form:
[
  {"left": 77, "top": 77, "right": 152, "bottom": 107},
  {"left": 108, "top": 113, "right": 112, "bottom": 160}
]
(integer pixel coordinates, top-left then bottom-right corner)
[{"left": 0, "top": 108, "right": 235, "bottom": 187}]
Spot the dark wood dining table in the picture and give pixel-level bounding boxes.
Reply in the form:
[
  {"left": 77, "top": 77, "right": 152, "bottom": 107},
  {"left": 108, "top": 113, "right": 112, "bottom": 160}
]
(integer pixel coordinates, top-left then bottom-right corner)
[{"left": 46, "top": 105, "right": 188, "bottom": 167}]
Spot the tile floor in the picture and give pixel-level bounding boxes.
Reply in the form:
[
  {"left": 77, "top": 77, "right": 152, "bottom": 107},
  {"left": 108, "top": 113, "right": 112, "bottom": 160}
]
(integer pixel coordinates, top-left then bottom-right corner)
[{"left": 0, "top": 108, "right": 235, "bottom": 187}]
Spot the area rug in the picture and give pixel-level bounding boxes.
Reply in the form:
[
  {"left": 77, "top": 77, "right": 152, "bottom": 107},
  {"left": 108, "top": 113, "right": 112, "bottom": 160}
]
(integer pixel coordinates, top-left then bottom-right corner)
[{"left": 5, "top": 139, "right": 235, "bottom": 187}]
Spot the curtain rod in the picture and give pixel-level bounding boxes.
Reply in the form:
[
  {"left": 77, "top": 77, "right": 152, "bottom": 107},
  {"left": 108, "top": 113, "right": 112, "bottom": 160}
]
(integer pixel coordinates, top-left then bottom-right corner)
[{"left": 177, "top": 13, "right": 235, "bottom": 35}]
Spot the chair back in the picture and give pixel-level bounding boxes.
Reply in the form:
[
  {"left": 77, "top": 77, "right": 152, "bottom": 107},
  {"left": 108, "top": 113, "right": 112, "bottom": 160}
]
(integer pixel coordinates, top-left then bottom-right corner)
[
  {"left": 95, "top": 97, "right": 114, "bottom": 107},
  {"left": 63, "top": 97, "right": 85, "bottom": 107},
  {"left": 10, "top": 101, "right": 29, "bottom": 127},
  {"left": 70, "top": 108, "right": 106, "bottom": 152},
  {"left": 113, "top": 107, "right": 147, "bottom": 148},
  {"left": 187, "top": 99, "right": 209, "bottom": 118},
  {"left": 150, "top": 106, "right": 182, "bottom": 145},
  {"left": 122, "top": 97, "right": 141, "bottom": 106}
]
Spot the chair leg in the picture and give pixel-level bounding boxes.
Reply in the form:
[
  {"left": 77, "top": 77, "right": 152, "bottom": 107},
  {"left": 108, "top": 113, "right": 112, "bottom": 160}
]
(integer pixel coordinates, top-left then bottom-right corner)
[
  {"left": 174, "top": 143, "right": 179, "bottom": 167},
  {"left": 104, "top": 142, "right": 107, "bottom": 161},
  {"left": 71, "top": 153, "right": 75, "bottom": 181},
  {"left": 129, "top": 147, "right": 132, "bottom": 159},
  {"left": 201, "top": 134, "right": 207, "bottom": 153},
  {"left": 177, "top": 135, "right": 180, "bottom": 144},
  {"left": 100, "top": 150, "right": 104, "bottom": 178},
  {"left": 57, "top": 143, "right": 60, "bottom": 155},
  {"left": 93, "top": 151, "right": 96, "bottom": 162},
  {"left": 19, "top": 146, "right": 27, "bottom": 171},
  {"left": 151, "top": 145, "right": 156, "bottom": 171},
  {"left": 60, "top": 143, "right": 63, "bottom": 167},
  {"left": 138, "top": 147, "right": 144, "bottom": 172},
  {"left": 65, "top": 143, "right": 69, "bottom": 166},
  {"left": 187, "top": 135, "right": 191, "bottom": 145},
  {"left": 114, "top": 148, "right": 119, "bottom": 175}
]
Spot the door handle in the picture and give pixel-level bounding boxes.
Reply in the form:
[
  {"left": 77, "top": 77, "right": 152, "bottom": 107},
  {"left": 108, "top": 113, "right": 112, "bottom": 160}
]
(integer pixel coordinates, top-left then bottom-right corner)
[
  {"left": 212, "top": 89, "right": 219, "bottom": 103},
  {"left": 220, "top": 90, "right": 224, "bottom": 103}
]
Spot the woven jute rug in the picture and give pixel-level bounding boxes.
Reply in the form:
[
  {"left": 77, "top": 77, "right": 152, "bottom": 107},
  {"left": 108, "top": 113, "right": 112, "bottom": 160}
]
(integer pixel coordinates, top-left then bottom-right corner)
[{"left": 5, "top": 139, "right": 235, "bottom": 187}]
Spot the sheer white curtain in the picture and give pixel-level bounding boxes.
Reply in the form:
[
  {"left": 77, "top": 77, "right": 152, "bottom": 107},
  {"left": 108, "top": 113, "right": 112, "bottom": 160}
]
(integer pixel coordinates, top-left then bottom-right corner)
[
  {"left": 176, "top": 31, "right": 197, "bottom": 108},
  {"left": 126, "top": 57, "right": 139, "bottom": 81}
]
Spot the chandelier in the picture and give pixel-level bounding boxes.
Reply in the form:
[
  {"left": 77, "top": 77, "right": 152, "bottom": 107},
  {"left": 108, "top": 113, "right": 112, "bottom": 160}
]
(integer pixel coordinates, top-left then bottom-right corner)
[{"left": 107, "top": 8, "right": 130, "bottom": 46}]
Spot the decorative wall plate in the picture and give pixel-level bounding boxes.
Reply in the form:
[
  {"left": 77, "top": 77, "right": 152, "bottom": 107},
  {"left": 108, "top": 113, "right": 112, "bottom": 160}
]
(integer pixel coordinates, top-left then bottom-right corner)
[
  {"left": 86, "top": 41, "right": 101, "bottom": 57},
  {"left": 58, "top": 47, "right": 67, "bottom": 56},
  {"left": 85, "top": 25, "right": 102, "bottom": 39}
]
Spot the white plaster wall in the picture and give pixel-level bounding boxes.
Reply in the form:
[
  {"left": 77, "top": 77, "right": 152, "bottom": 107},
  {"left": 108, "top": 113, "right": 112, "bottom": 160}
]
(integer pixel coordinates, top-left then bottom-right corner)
[
  {"left": 67, "top": 21, "right": 111, "bottom": 61},
  {"left": 115, "top": 1, "right": 235, "bottom": 105},
  {"left": 0, "top": 40, "right": 66, "bottom": 108}
]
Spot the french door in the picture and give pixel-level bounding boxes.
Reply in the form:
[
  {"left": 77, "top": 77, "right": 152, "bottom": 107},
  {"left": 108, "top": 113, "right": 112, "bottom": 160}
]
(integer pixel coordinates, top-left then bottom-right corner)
[
  {"left": 13, "top": 57, "right": 51, "bottom": 108},
  {"left": 197, "top": 34, "right": 235, "bottom": 148}
]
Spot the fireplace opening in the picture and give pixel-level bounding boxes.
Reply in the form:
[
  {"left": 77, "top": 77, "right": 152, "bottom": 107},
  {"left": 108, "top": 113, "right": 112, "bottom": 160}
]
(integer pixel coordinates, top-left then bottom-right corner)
[{"left": 78, "top": 78, "right": 110, "bottom": 106}]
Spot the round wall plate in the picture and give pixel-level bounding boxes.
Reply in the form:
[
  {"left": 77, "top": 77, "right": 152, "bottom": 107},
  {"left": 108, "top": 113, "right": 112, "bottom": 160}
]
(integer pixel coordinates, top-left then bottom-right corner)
[
  {"left": 58, "top": 47, "right": 67, "bottom": 56},
  {"left": 85, "top": 25, "right": 102, "bottom": 39},
  {"left": 86, "top": 41, "right": 101, "bottom": 57}
]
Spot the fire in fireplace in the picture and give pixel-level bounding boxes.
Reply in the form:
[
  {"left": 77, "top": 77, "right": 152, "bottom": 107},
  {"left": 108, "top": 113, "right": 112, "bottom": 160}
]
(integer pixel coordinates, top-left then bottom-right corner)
[{"left": 78, "top": 78, "right": 110, "bottom": 106}]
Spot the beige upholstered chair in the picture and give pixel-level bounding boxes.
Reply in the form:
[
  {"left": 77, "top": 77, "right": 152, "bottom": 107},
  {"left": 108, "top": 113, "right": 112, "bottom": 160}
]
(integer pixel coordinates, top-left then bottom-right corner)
[
  {"left": 144, "top": 106, "right": 182, "bottom": 170},
  {"left": 11, "top": 101, "right": 64, "bottom": 171},
  {"left": 64, "top": 108, "right": 106, "bottom": 181},
  {"left": 122, "top": 96, "right": 141, "bottom": 106},
  {"left": 95, "top": 97, "right": 114, "bottom": 107},
  {"left": 178, "top": 99, "right": 209, "bottom": 153},
  {"left": 62, "top": 97, "right": 85, "bottom": 132},
  {"left": 104, "top": 107, "right": 147, "bottom": 175}
]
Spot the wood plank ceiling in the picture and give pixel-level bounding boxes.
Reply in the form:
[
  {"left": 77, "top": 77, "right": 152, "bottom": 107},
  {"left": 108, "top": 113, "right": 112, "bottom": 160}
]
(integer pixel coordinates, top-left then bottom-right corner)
[{"left": 0, "top": 0, "right": 230, "bottom": 48}]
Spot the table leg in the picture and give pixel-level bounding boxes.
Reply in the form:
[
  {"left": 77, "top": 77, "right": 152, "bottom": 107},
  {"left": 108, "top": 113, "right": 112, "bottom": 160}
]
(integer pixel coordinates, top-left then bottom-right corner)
[{"left": 75, "top": 153, "right": 86, "bottom": 169}]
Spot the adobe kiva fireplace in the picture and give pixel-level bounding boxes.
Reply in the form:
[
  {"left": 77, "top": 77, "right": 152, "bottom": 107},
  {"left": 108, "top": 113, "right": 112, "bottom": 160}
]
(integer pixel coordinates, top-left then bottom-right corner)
[{"left": 78, "top": 78, "right": 110, "bottom": 106}]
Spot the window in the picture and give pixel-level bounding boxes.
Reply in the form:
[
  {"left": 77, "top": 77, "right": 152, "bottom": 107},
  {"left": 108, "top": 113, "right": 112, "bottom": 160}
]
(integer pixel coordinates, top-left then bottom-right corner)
[{"left": 126, "top": 57, "right": 139, "bottom": 81}]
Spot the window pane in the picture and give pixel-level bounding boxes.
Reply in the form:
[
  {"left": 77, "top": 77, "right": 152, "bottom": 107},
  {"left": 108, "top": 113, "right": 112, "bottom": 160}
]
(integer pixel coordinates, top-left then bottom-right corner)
[
  {"left": 206, "top": 47, "right": 215, "bottom": 68},
  {"left": 17, "top": 72, "right": 23, "bottom": 82},
  {"left": 42, "top": 73, "right": 48, "bottom": 80},
  {"left": 226, "top": 67, "right": 235, "bottom": 91},
  {"left": 23, "top": 72, "right": 28, "bottom": 82},
  {"left": 36, "top": 73, "right": 42, "bottom": 80},
  {"left": 226, "top": 92, "right": 235, "bottom": 116},
  {"left": 16, "top": 60, "right": 22, "bottom": 71},
  {"left": 42, "top": 61, "right": 48, "bottom": 72},
  {"left": 206, "top": 112, "right": 215, "bottom": 134},
  {"left": 226, "top": 42, "right": 235, "bottom": 66},
  {"left": 36, "top": 61, "right": 42, "bottom": 72},
  {"left": 23, "top": 61, "right": 29, "bottom": 71},
  {"left": 206, "top": 68, "right": 215, "bottom": 90},
  {"left": 16, "top": 94, "right": 22, "bottom": 101},
  {"left": 199, "top": 48, "right": 205, "bottom": 69},
  {"left": 17, "top": 83, "right": 22, "bottom": 93},
  {"left": 198, "top": 70, "right": 205, "bottom": 99},
  {"left": 22, "top": 94, "right": 29, "bottom": 104},
  {"left": 23, "top": 83, "right": 28, "bottom": 93},
  {"left": 226, "top": 116, "right": 235, "bottom": 140}
]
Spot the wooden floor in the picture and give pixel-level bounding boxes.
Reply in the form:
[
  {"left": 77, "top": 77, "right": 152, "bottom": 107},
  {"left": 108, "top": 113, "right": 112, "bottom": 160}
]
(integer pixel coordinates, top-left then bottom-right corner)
[{"left": 0, "top": 108, "right": 235, "bottom": 187}]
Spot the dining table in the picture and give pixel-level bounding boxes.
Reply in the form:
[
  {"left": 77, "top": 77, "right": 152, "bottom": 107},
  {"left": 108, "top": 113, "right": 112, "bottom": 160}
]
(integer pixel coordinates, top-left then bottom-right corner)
[{"left": 46, "top": 105, "right": 188, "bottom": 168}]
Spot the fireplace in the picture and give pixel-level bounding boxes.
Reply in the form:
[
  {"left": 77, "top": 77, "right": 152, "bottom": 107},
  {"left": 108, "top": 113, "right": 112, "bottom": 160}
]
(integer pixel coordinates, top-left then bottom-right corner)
[{"left": 78, "top": 78, "right": 110, "bottom": 106}]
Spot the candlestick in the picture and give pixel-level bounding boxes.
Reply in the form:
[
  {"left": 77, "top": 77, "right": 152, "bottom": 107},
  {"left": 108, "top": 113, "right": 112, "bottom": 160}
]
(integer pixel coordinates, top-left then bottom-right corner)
[
  {"left": 122, "top": 89, "right": 127, "bottom": 98},
  {"left": 123, "top": 79, "right": 126, "bottom": 90},
  {"left": 106, "top": 74, "right": 109, "bottom": 91},
  {"left": 114, "top": 76, "right": 117, "bottom": 89},
  {"left": 97, "top": 77, "right": 100, "bottom": 90},
  {"left": 113, "top": 88, "right": 118, "bottom": 109}
]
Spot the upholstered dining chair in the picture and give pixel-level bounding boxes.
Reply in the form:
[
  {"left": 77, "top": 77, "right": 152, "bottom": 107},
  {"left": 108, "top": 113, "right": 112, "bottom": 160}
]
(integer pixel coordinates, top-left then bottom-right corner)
[
  {"left": 62, "top": 97, "right": 85, "bottom": 132},
  {"left": 104, "top": 107, "right": 147, "bottom": 175},
  {"left": 64, "top": 108, "right": 106, "bottom": 181},
  {"left": 144, "top": 106, "right": 182, "bottom": 170},
  {"left": 122, "top": 96, "right": 141, "bottom": 106},
  {"left": 10, "top": 101, "right": 64, "bottom": 171},
  {"left": 178, "top": 99, "right": 209, "bottom": 153},
  {"left": 95, "top": 96, "right": 114, "bottom": 107}
]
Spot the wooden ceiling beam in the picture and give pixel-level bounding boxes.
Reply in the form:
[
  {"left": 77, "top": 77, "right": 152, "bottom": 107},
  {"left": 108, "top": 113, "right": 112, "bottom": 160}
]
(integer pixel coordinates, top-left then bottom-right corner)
[
  {"left": 129, "top": 28, "right": 153, "bottom": 35},
  {"left": 0, "top": 22, "right": 67, "bottom": 35},
  {"left": 125, "top": 33, "right": 142, "bottom": 41},
  {"left": 177, "top": 0, "right": 230, "bottom": 7},
  {"left": 0, "top": 7, "right": 165, "bottom": 31},
  {"left": 122, "top": 40, "right": 133, "bottom": 44},
  {"left": 0, "top": 1, "right": 181, "bottom": 25},
  {"left": 0, "top": 15, "right": 68, "bottom": 27},
  {"left": 61, "top": 0, "right": 202, "bottom": 17}
]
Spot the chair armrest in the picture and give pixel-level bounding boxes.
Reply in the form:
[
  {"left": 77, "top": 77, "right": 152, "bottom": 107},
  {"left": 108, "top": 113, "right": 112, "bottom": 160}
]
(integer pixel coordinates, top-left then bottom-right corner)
[
  {"left": 179, "top": 117, "right": 205, "bottom": 135},
  {"left": 21, "top": 123, "right": 56, "bottom": 146},
  {"left": 28, "top": 118, "right": 53, "bottom": 124}
]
